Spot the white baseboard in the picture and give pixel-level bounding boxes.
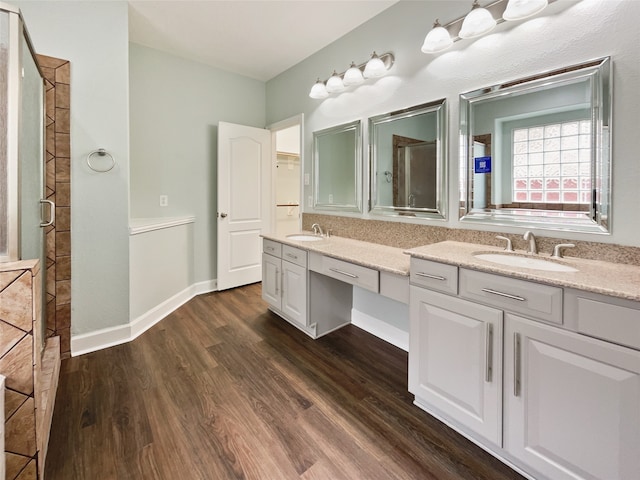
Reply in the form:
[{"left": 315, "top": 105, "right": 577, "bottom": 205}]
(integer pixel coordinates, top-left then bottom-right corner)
[
  {"left": 71, "top": 279, "right": 218, "bottom": 356},
  {"left": 351, "top": 308, "right": 409, "bottom": 352}
]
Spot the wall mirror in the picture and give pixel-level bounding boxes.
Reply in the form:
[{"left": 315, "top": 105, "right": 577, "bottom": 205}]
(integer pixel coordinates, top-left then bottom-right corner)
[
  {"left": 459, "top": 57, "right": 611, "bottom": 234},
  {"left": 369, "top": 99, "right": 447, "bottom": 219},
  {"left": 313, "top": 119, "right": 362, "bottom": 212}
]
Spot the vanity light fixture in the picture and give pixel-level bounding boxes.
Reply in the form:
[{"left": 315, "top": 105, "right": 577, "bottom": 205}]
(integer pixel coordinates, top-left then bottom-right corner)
[
  {"left": 308, "top": 51, "right": 394, "bottom": 99},
  {"left": 421, "top": 19, "right": 453, "bottom": 54},
  {"left": 459, "top": 0, "right": 496, "bottom": 39},
  {"left": 326, "top": 70, "right": 346, "bottom": 93},
  {"left": 422, "top": 0, "right": 552, "bottom": 54}
]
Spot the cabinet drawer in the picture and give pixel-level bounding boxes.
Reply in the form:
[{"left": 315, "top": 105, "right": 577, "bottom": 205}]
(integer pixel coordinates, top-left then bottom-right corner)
[
  {"left": 410, "top": 258, "right": 458, "bottom": 296},
  {"left": 565, "top": 289, "right": 640, "bottom": 351},
  {"left": 263, "top": 239, "right": 281, "bottom": 257},
  {"left": 460, "top": 269, "right": 563, "bottom": 325},
  {"left": 319, "top": 256, "right": 379, "bottom": 293},
  {"left": 282, "top": 245, "right": 307, "bottom": 268}
]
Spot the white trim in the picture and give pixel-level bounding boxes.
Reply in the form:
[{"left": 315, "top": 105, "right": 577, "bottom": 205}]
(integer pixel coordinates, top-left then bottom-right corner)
[
  {"left": 128, "top": 216, "right": 195, "bottom": 235},
  {"left": 71, "top": 278, "right": 218, "bottom": 356},
  {"left": 351, "top": 308, "right": 409, "bottom": 352}
]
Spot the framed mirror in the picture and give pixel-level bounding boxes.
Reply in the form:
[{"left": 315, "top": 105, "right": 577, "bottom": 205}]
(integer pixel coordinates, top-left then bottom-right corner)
[
  {"left": 313, "top": 120, "right": 362, "bottom": 212},
  {"left": 459, "top": 57, "right": 611, "bottom": 234},
  {"left": 369, "top": 99, "right": 447, "bottom": 219}
]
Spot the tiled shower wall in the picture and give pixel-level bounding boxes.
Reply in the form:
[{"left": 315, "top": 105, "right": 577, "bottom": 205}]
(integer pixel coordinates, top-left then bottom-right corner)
[{"left": 37, "top": 54, "right": 71, "bottom": 359}]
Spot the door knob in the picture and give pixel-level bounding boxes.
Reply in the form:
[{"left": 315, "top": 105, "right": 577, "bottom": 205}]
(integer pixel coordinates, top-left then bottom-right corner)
[{"left": 219, "top": 212, "right": 228, "bottom": 218}]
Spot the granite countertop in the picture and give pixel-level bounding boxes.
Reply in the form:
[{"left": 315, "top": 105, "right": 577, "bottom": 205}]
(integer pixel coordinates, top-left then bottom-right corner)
[
  {"left": 261, "top": 233, "right": 410, "bottom": 276},
  {"left": 405, "top": 241, "right": 640, "bottom": 302}
]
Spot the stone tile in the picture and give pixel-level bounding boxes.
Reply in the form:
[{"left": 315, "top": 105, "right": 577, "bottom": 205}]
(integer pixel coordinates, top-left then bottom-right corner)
[
  {"left": 0, "top": 271, "right": 21, "bottom": 291},
  {"left": 47, "top": 298, "right": 56, "bottom": 332},
  {"left": 56, "top": 207, "right": 71, "bottom": 231},
  {"left": 5, "top": 452, "right": 30, "bottom": 480},
  {"left": 55, "top": 107, "right": 70, "bottom": 134},
  {"left": 36, "top": 54, "right": 67, "bottom": 69},
  {"left": 0, "top": 272, "right": 33, "bottom": 331},
  {"left": 55, "top": 83, "right": 70, "bottom": 109},
  {"left": 55, "top": 133, "right": 70, "bottom": 158},
  {"left": 15, "top": 458, "right": 37, "bottom": 480},
  {"left": 56, "top": 231, "right": 71, "bottom": 256},
  {"left": 56, "top": 182, "right": 70, "bottom": 207},
  {"left": 0, "top": 319, "right": 27, "bottom": 357},
  {"left": 40, "top": 66, "right": 55, "bottom": 86},
  {"left": 45, "top": 85, "right": 55, "bottom": 119},
  {"left": 56, "top": 304, "right": 71, "bottom": 329},
  {"left": 56, "top": 157, "right": 70, "bottom": 182},
  {"left": 46, "top": 263, "right": 56, "bottom": 298},
  {"left": 46, "top": 158, "right": 56, "bottom": 194},
  {"left": 56, "top": 280, "right": 71, "bottom": 305},
  {"left": 60, "top": 328, "right": 71, "bottom": 356},
  {"left": 55, "top": 61, "right": 71, "bottom": 84},
  {"left": 0, "top": 335, "right": 34, "bottom": 395},
  {"left": 56, "top": 255, "right": 71, "bottom": 281},
  {"left": 46, "top": 229, "right": 56, "bottom": 266},
  {"left": 4, "top": 388, "right": 28, "bottom": 420},
  {"left": 46, "top": 123, "right": 55, "bottom": 156}
]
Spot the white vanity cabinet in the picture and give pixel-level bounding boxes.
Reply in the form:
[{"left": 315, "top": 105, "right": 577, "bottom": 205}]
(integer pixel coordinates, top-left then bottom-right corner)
[
  {"left": 262, "top": 239, "right": 308, "bottom": 328},
  {"left": 409, "top": 256, "right": 640, "bottom": 480}
]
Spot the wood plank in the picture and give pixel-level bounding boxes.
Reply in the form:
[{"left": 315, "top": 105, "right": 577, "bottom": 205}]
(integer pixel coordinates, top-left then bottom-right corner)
[{"left": 45, "top": 283, "right": 524, "bottom": 479}]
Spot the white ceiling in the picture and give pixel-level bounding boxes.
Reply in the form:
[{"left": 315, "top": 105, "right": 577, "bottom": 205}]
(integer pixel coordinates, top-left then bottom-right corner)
[{"left": 128, "top": 0, "right": 400, "bottom": 82}]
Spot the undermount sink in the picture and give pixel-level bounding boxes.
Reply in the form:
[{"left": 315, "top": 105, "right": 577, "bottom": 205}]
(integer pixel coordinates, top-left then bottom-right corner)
[
  {"left": 286, "top": 234, "right": 324, "bottom": 242},
  {"left": 474, "top": 253, "right": 578, "bottom": 272}
]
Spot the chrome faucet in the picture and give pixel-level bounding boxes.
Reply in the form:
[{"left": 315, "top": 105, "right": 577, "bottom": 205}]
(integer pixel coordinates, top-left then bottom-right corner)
[
  {"left": 311, "top": 223, "right": 323, "bottom": 236},
  {"left": 523, "top": 231, "right": 537, "bottom": 255}
]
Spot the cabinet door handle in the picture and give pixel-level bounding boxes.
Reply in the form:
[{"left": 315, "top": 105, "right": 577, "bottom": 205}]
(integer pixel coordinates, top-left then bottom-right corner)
[
  {"left": 275, "top": 267, "right": 280, "bottom": 296},
  {"left": 285, "top": 253, "right": 298, "bottom": 260},
  {"left": 481, "top": 288, "right": 526, "bottom": 302},
  {"left": 485, "top": 323, "right": 494, "bottom": 383},
  {"left": 415, "top": 272, "right": 446, "bottom": 281},
  {"left": 329, "top": 267, "right": 358, "bottom": 279},
  {"left": 514, "top": 333, "right": 521, "bottom": 397}
]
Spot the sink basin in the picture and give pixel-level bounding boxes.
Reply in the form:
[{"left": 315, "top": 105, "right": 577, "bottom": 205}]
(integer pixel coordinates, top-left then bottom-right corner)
[
  {"left": 286, "top": 234, "right": 324, "bottom": 242},
  {"left": 474, "top": 253, "right": 578, "bottom": 272}
]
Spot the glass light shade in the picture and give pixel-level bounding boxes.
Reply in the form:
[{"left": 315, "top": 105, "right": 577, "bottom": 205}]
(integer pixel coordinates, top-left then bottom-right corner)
[
  {"left": 459, "top": 3, "right": 496, "bottom": 39},
  {"left": 363, "top": 52, "right": 387, "bottom": 78},
  {"left": 343, "top": 62, "right": 364, "bottom": 86},
  {"left": 421, "top": 21, "right": 453, "bottom": 54},
  {"left": 503, "top": 0, "right": 548, "bottom": 21},
  {"left": 326, "top": 71, "right": 345, "bottom": 93},
  {"left": 309, "top": 79, "right": 329, "bottom": 99}
]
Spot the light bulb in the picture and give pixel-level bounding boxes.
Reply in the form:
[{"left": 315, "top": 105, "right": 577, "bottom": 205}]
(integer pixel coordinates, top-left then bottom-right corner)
[
  {"left": 503, "top": 0, "right": 548, "bottom": 21},
  {"left": 421, "top": 20, "right": 453, "bottom": 54},
  {"left": 363, "top": 52, "right": 387, "bottom": 78},
  {"left": 459, "top": 1, "right": 496, "bottom": 39},
  {"left": 343, "top": 62, "right": 364, "bottom": 86},
  {"left": 309, "top": 79, "right": 328, "bottom": 99}
]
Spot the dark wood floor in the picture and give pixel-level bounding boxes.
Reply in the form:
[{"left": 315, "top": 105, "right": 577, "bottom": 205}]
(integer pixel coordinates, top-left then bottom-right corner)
[{"left": 45, "top": 283, "right": 524, "bottom": 480}]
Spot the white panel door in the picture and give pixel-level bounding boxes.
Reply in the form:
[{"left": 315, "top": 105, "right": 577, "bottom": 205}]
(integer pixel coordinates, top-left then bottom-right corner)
[
  {"left": 281, "top": 260, "right": 307, "bottom": 326},
  {"left": 409, "top": 287, "right": 503, "bottom": 445},
  {"left": 218, "top": 122, "right": 271, "bottom": 290},
  {"left": 504, "top": 313, "right": 640, "bottom": 480}
]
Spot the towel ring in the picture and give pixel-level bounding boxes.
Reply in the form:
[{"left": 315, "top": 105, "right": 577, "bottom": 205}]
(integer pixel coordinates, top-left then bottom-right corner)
[{"left": 87, "top": 148, "right": 116, "bottom": 173}]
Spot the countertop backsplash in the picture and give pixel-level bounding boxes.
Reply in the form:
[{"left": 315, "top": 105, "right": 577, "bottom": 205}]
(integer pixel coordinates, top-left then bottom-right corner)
[{"left": 302, "top": 214, "right": 640, "bottom": 267}]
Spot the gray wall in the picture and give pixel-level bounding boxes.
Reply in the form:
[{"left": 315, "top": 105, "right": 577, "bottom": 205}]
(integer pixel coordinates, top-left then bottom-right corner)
[
  {"left": 17, "top": 1, "right": 131, "bottom": 335},
  {"left": 266, "top": 0, "right": 640, "bottom": 247},
  {"left": 129, "top": 43, "right": 266, "bottom": 284}
]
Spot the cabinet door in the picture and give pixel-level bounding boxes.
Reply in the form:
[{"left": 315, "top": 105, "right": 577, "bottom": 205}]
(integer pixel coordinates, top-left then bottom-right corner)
[
  {"left": 262, "top": 253, "right": 281, "bottom": 310},
  {"left": 409, "top": 287, "right": 503, "bottom": 445},
  {"left": 281, "top": 260, "right": 307, "bottom": 326},
  {"left": 504, "top": 314, "right": 640, "bottom": 480}
]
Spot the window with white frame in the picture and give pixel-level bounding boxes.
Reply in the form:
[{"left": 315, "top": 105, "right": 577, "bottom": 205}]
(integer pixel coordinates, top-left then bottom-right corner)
[{"left": 512, "top": 120, "right": 592, "bottom": 205}]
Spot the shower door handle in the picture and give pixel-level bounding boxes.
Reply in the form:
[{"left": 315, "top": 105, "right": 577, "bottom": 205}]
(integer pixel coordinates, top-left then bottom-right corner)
[{"left": 40, "top": 199, "right": 55, "bottom": 227}]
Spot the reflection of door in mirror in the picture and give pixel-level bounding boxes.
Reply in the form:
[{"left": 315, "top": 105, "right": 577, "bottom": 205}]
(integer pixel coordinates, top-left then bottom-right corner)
[{"left": 392, "top": 135, "right": 437, "bottom": 210}]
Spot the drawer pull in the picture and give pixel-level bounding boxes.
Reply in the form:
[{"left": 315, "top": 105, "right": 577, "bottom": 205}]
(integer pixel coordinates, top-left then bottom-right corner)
[
  {"left": 514, "top": 333, "right": 522, "bottom": 397},
  {"left": 415, "top": 272, "right": 447, "bottom": 281},
  {"left": 266, "top": 246, "right": 275, "bottom": 252},
  {"left": 481, "top": 288, "right": 526, "bottom": 302},
  {"left": 285, "top": 253, "right": 298, "bottom": 260},
  {"left": 485, "top": 323, "right": 494, "bottom": 383},
  {"left": 329, "top": 267, "right": 358, "bottom": 279}
]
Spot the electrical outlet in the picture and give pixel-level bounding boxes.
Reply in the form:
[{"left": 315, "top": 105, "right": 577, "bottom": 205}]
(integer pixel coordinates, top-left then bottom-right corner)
[
  {"left": 328, "top": 194, "right": 333, "bottom": 203},
  {"left": 304, "top": 173, "right": 310, "bottom": 185},
  {"left": 159, "top": 195, "right": 168, "bottom": 207}
]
